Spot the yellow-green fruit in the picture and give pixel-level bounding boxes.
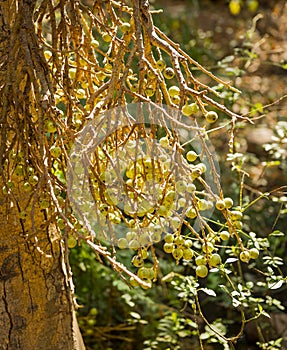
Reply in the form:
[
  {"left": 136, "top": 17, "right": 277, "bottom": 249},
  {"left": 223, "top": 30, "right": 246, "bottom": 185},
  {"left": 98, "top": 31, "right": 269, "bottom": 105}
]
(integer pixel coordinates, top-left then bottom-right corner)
[
  {"left": 99, "top": 203, "right": 109, "bottom": 216},
  {"left": 126, "top": 231, "right": 136, "bottom": 242},
  {"left": 130, "top": 277, "right": 139, "bottom": 287},
  {"left": 137, "top": 267, "right": 149, "bottom": 279},
  {"left": 186, "top": 183, "right": 196, "bottom": 193},
  {"left": 57, "top": 218, "right": 65, "bottom": 230},
  {"left": 130, "top": 83, "right": 139, "bottom": 92},
  {"left": 151, "top": 233, "right": 161, "bottom": 243},
  {"left": 132, "top": 255, "right": 144, "bottom": 267},
  {"left": 145, "top": 87, "right": 155, "bottom": 97},
  {"left": 97, "top": 71, "right": 106, "bottom": 81},
  {"left": 183, "top": 248, "right": 194, "bottom": 260},
  {"left": 196, "top": 265, "right": 208, "bottom": 278},
  {"left": 39, "top": 199, "right": 50, "bottom": 210},
  {"left": 191, "top": 167, "right": 201, "bottom": 179},
  {"left": 67, "top": 236, "right": 77, "bottom": 248},
  {"left": 205, "top": 111, "right": 218, "bottom": 124},
  {"left": 15, "top": 165, "right": 24, "bottom": 176},
  {"left": 216, "top": 199, "right": 226, "bottom": 211},
  {"left": 27, "top": 167, "right": 34, "bottom": 175},
  {"left": 175, "top": 180, "right": 187, "bottom": 192},
  {"left": 168, "top": 86, "right": 180, "bottom": 97},
  {"left": 198, "top": 199, "right": 209, "bottom": 211},
  {"left": 146, "top": 268, "right": 155, "bottom": 280},
  {"left": 19, "top": 211, "right": 27, "bottom": 220},
  {"left": 182, "top": 104, "right": 193, "bottom": 117},
  {"left": 23, "top": 182, "right": 32, "bottom": 192},
  {"left": 209, "top": 253, "right": 222, "bottom": 267},
  {"left": 81, "top": 81, "right": 88, "bottom": 89},
  {"left": 45, "top": 120, "right": 57, "bottom": 133},
  {"left": 165, "top": 190, "right": 176, "bottom": 202},
  {"left": 249, "top": 247, "right": 259, "bottom": 259},
  {"left": 91, "top": 39, "right": 99, "bottom": 48},
  {"left": 84, "top": 327, "right": 94, "bottom": 335},
  {"left": 230, "top": 210, "right": 243, "bottom": 221},
  {"left": 171, "top": 95, "right": 180, "bottom": 105},
  {"left": 229, "top": 0, "right": 241, "bottom": 16},
  {"left": 174, "top": 235, "right": 184, "bottom": 246},
  {"left": 87, "top": 319, "right": 96, "bottom": 326},
  {"left": 128, "top": 219, "right": 136, "bottom": 228},
  {"left": 170, "top": 217, "right": 181, "bottom": 229},
  {"left": 159, "top": 136, "right": 169, "bottom": 148},
  {"left": 104, "top": 63, "right": 113, "bottom": 72},
  {"left": 178, "top": 197, "right": 186, "bottom": 208},
  {"left": 205, "top": 200, "right": 214, "bottom": 210},
  {"left": 158, "top": 205, "right": 168, "bottom": 216},
  {"left": 139, "top": 248, "right": 149, "bottom": 260},
  {"left": 186, "top": 150, "right": 198, "bottom": 162},
  {"left": 172, "top": 247, "right": 183, "bottom": 260},
  {"left": 129, "top": 239, "right": 140, "bottom": 250},
  {"left": 247, "top": 0, "right": 258, "bottom": 13},
  {"left": 224, "top": 197, "right": 234, "bottom": 209},
  {"left": 234, "top": 221, "right": 243, "bottom": 230},
  {"left": 196, "top": 163, "right": 207, "bottom": 174},
  {"left": 89, "top": 308, "right": 98, "bottom": 316},
  {"left": 156, "top": 59, "right": 166, "bottom": 71},
  {"left": 44, "top": 50, "right": 52, "bottom": 60},
  {"left": 164, "top": 233, "right": 174, "bottom": 243},
  {"left": 163, "top": 242, "right": 174, "bottom": 254},
  {"left": 182, "top": 103, "right": 199, "bottom": 116},
  {"left": 240, "top": 250, "right": 250, "bottom": 263},
  {"left": 163, "top": 67, "right": 175, "bottom": 79},
  {"left": 195, "top": 255, "right": 207, "bottom": 266},
  {"left": 120, "top": 22, "right": 131, "bottom": 33},
  {"left": 110, "top": 213, "right": 121, "bottom": 224},
  {"left": 138, "top": 232, "right": 151, "bottom": 246},
  {"left": 202, "top": 242, "right": 214, "bottom": 253},
  {"left": 102, "top": 32, "right": 112, "bottom": 42},
  {"left": 147, "top": 70, "right": 156, "bottom": 79},
  {"left": 153, "top": 225, "right": 163, "bottom": 235},
  {"left": 184, "top": 239, "right": 193, "bottom": 248},
  {"left": 186, "top": 206, "right": 197, "bottom": 219},
  {"left": 69, "top": 68, "right": 77, "bottom": 79},
  {"left": 118, "top": 237, "right": 128, "bottom": 249},
  {"left": 220, "top": 230, "right": 230, "bottom": 241},
  {"left": 50, "top": 145, "right": 62, "bottom": 158},
  {"left": 76, "top": 89, "right": 85, "bottom": 99}
]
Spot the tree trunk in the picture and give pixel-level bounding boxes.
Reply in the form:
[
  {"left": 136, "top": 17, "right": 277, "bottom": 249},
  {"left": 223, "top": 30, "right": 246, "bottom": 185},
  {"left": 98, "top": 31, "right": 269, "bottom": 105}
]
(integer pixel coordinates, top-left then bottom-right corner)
[
  {"left": 0, "top": 0, "right": 85, "bottom": 349},
  {"left": 0, "top": 184, "right": 84, "bottom": 350}
]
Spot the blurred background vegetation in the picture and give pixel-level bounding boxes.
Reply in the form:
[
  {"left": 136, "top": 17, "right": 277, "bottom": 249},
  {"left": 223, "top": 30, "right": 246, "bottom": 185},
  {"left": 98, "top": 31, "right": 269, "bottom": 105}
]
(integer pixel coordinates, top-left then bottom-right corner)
[{"left": 70, "top": 1, "right": 287, "bottom": 349}]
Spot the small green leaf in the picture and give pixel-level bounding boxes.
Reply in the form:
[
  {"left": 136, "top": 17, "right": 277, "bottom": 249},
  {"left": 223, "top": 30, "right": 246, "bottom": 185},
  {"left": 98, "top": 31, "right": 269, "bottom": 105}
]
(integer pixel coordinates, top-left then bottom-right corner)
[
  {"left": 130, "top": 311, "right": 141, "bottom": 319},
  {"left": 269, "top": 280, "right": 284, "bottom": 290},
  {"left": 200, "top": 288, "right": 216, "bottom": 297},
  {"left": 261, "top": 311, "right": 271, "bottom": 318},
  {"left": 225, "top": 257, "right": 238, "bottom": 264},
  {"left": 269, "top": 230, "right": 284, "bottom": 237}
]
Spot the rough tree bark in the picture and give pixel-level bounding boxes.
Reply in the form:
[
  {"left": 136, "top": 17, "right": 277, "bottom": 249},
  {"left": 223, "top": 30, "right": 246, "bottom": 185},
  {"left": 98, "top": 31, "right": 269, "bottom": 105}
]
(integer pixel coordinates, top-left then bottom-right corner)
[
  {"left": 0, "top": 185, "right": 84, "bottom": 350},
  {"left": 0, "top": 0, "right": 85, "bottom": 349}
]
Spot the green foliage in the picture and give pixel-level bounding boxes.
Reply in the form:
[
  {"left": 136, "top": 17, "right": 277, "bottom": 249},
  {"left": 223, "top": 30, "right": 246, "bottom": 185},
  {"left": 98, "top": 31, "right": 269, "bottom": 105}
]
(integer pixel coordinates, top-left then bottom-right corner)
[{"left": 257, "top": 338, "right": 283, "bottom": 350}]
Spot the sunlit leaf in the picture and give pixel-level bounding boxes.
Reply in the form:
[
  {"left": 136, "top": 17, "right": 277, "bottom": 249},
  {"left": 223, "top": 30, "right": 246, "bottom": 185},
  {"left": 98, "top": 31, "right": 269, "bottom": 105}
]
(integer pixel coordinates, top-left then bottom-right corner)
[
  {"left": 269, "top": 280, "right": 284, "bottom": 290},
  {"left": 200, "top": 288, "right": 216, "bottom": 297}
]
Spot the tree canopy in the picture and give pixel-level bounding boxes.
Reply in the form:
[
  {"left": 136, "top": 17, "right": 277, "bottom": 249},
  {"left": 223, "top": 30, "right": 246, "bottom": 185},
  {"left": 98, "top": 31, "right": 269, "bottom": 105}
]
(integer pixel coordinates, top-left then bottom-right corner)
[{"left": 0, "top": 0, "right": 286, "bottom": 349}]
